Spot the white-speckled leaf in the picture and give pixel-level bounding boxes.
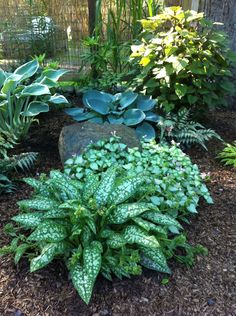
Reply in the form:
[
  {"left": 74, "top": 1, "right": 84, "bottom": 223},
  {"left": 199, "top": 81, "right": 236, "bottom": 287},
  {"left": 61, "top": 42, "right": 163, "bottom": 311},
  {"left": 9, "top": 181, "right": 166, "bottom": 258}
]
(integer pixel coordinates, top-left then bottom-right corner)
[
  {"left": 140, "top": 246, "right": 170, "bottom": 272},
  {"left": 108, "top": 203, "right": 155, "bottom": 224},
  {"left": 94, "top": 167, "right": 117, "bottom": 207},
  {"left": 142, "top": 212, "right": 182, "bottom": 229},
  {"left": 123, "top": 225, "right": 160, "bottom": 248},
  {"left": 43, "top": 209, "right": 69, "bottom": 219},
  {"left": 107, "top": 233, "right": 126, "bottom": 249},
  {"left": 23, "top": 178, "right": 49, "bottom": 197},
  {"left": 83, "top": 173, "right": 100, "bottom": 201},
  {"left": 132, "top": 217, "right": 167, "bottom": 235},
  {"left": 27, "top": 220, "right": 68, "bottom": 242},
  {"left": 18, "top": 198, "right": 59, "bottom": 211},
  {"left": 141, "top": 255, "right": 171, "bottom": 274},
  {"left": 12, "top": 212, "right": 44, "bottom": 228}
]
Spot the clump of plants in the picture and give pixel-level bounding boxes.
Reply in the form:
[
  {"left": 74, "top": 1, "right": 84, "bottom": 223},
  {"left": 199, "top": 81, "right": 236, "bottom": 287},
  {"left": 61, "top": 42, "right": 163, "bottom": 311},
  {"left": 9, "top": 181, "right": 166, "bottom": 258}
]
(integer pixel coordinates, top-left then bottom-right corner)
[
  {"left": 218, "top": 141, "right": 236, "bottom": 168},
  {"left": 130, "top": 6, "right": 236, "bottom": 114},
  {"left": 0, "top": 59, "right": 68, "bottom": 142},
  {"left": 65, "top": 137, "right": 213, "bottom": 220},
  {"left": 0, "top": 166, "right": 208, "bottom": 304},
  {"left": 157, "top": 108, "right": 222, "bottom": 149},
  {"left": 65, "top": 90, "right": 159, "bottom": 139}
]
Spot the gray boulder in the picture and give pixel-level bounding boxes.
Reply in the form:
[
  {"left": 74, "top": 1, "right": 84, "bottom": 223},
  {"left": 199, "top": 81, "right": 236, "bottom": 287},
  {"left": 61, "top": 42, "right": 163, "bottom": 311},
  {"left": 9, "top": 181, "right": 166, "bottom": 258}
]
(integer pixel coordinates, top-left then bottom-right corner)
[{"left": 58, "top": 121, "right": 140, "bottom": 163}]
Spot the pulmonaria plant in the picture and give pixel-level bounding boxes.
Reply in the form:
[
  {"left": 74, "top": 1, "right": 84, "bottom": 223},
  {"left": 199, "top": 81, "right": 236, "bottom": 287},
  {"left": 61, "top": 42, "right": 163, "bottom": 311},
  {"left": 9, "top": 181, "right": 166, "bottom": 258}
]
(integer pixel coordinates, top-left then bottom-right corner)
[
  {"left": 0, "top": 167, "right": 197, "bottom": 304},
  {"left": 64, "top": 90, "right": 160, "bottom": 139},
  {"left": 65, "top": 137, "right": 213, "bottom": 220}
]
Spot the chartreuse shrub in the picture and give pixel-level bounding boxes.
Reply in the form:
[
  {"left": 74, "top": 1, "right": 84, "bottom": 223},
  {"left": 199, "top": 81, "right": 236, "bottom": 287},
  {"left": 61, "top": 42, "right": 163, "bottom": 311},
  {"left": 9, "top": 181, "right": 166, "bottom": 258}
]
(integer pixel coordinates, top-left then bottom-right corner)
[
  {"left": 0, "top": 59, "right": 68, "bottom": 142},
  {"left": 65, "top": 137, "right": 213, "bottom": 220},
  {"left": 218, "top": 141, "right": 236, "bottom": 168},
  {"left": 65, "top": 90, "right": 159, "bottom": 139},
  {"left": 130, "top": 6, "right": 236, "bottom": 113},
  {"left": 0, "top": 167, "right": 207, "bottom": 304}
]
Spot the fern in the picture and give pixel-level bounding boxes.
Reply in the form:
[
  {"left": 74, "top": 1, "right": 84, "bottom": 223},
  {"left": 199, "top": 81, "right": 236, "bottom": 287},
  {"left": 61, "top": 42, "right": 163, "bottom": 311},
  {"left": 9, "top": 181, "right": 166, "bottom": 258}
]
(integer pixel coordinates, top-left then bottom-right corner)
[
  {"left": 158, "top": 109, "right": 222, "bottom": 149},
  {"left": 218, "top": 141, "right": 236, "bottom": 168},
  {"left": 0, "top": 130, "right": 17, "bottom": 158}
]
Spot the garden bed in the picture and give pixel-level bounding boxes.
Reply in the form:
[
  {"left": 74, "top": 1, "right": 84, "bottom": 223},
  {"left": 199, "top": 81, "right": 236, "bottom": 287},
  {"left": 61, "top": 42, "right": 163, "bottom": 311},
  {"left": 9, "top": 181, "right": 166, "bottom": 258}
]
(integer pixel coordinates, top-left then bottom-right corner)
[{"left": 0, "top": 109, "right": 235, "bottom": 316}]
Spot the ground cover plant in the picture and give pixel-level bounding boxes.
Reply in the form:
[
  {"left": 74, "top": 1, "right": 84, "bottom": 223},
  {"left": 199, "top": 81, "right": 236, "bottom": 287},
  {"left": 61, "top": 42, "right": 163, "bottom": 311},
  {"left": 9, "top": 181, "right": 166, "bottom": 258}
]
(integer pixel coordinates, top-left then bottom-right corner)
[
  {"left": 130, "top": 6, "right": 236, "bottom": 114},
  {"left": 65, "top": 90, "right": 159, "bottom": 139},
  {"left": 0, "top": 59, "right": 68, "bottom": 142}
]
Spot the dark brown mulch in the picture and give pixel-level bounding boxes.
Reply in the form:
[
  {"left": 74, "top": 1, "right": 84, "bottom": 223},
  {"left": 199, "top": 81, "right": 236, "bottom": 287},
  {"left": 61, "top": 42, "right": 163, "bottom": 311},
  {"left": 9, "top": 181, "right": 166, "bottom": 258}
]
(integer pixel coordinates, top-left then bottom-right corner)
[{"left": 0, "top": 110, "right": 236, "bottom": 316}]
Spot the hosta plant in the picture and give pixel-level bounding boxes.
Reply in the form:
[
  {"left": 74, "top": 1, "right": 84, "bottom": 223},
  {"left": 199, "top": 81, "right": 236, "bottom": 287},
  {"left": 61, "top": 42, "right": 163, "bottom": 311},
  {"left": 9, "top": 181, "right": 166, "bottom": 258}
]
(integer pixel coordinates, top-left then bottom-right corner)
[
  {"left": 64, "top": 90, "right": 160, "bottom": 139},
  {"left": 157, "top": 108, "right": 222, "bottom": 149},
  {"left": 217, "top": 141, "right": 236, "bottom": 168},
  {"left": 65, "top": 137, "right": 213, "bottom": 220},
  {"left": 130, "top": 6, "right": 236, "bottom": 114},
  {"left": 0, "top": 59, "right": 69, "bottom": 142},
  {"left": 0, "top": 168, "right": 204, "bottom": 304}
]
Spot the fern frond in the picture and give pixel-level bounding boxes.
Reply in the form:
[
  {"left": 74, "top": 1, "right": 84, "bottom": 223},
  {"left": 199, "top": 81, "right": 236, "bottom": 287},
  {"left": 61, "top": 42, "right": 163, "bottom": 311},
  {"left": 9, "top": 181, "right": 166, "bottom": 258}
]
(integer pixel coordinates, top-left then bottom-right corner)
[{"left": 218, "top": 141, "right": 236, "bottom": 168}]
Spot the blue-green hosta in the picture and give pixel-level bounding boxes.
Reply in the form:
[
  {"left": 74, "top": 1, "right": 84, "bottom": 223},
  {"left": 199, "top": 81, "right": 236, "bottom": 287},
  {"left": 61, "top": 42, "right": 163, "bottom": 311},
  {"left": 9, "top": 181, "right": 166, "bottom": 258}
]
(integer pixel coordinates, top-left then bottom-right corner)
[
  {"left": 0, "top": 168, "right": 202, "bottom": 304},
  {"left": 64, "top": 90, "right": 159, "bottom": 139},
  {"left": 65, "top": 137, "right": 213, "bottom": 220},
  {"left": 0, "top": 59, "right": 69, "bottom": 141}
]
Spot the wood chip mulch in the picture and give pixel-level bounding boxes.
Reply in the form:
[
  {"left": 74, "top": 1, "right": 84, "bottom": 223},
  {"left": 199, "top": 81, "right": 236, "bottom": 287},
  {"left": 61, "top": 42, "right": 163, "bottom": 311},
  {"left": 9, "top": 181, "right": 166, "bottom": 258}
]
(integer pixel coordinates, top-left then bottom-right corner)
[{"left": 0, "top": 110, "right": 235, "bottom": 316}]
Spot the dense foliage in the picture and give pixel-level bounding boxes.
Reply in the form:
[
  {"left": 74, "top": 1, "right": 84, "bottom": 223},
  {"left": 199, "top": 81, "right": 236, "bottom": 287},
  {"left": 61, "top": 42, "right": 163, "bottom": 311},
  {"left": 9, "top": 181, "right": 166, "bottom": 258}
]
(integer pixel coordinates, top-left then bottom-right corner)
[
  {"left": 65, "top": 137, "right": 213, "bottom": 220},
  {"left": 157, "top": 108, "right": 222, "bottom": 149},
  {"left": 0, "top": 59, "right": 68, "bottom": 142},
  {"left": 218, "top": 141, "right": 236, "bottom": 168},
  {"left": 65, "top": 90, "right": 159, "bottom": 139},
  {"left": 1, "top": 165, "right": 208, "bottom": 304},
  {"left": 130, "top": 6, "right": 236, "bottom": 114}
]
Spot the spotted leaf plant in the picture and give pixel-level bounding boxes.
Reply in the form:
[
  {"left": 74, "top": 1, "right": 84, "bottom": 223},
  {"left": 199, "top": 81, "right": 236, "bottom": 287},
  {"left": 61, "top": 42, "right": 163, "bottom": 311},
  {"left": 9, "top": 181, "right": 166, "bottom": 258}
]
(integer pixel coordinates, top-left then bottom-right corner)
[{"left": 0, "top": 167, "right": 198, "bottom": 304}]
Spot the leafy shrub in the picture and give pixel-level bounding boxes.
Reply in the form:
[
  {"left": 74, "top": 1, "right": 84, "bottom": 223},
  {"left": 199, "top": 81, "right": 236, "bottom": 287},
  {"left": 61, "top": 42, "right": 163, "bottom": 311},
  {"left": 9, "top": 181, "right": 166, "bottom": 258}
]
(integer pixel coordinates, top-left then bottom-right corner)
[
  {"left": 130, "top": 6, "right": 236, "bottom": 114},
  {"left": 0, "top": 59, "right": 69, "bottom": 142},
  {"left": 65, "top": 90, "right": 159, "bottom": 139},
  {"left": 218, "top": 141, "right": 236, "bottom": 168},
  {"left": 157, "top": 108, "right": 222, "bottom": 149},
  {"left": 0, "top": 167, "right": 208, "bottom": 303},
  {"left": 65, "top": 137, "right": 213, "bottom": 220}
]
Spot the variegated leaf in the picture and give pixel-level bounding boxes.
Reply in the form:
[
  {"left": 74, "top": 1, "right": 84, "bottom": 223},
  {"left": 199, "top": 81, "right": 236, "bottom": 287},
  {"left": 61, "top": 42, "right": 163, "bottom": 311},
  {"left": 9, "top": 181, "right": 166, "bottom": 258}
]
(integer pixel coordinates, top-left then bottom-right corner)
[
  {"left": 82, "top": 173, "right": 100, "bottom": 201},
  {"left": 140, "top": 246, "right": 170, "bottom": 272},
  {"left": 123, "top": 225, "right": 160, "bottom": 248},
  {"left": 28, "top": 220, "right": 68, "bottom": 242},
  {"left": 70, "top": 241, "right": 102, "bottom": 304},
  {"left": 132, "top": 217, "right": 167, "bottom": 235},
  {"left": 43, "top": 209, "right": 69, "bottom": 219},
  {"left": 107, "top": 233, "right": 126, "bottom": 249},
  {"left": 18, "top": 198, "right": 59, "bottom": 211},
  {"left": 108, "top": 202, "right": 155, "bottom": 224},
  {"left": 142, "top": 212, "right": 182, "bottom": 229},
  {"left": 14, "top": 243, "right": 32, "bottom": 264},
  {"left": 12, "top": 212, "right": 44, "bottom": 228},
  {"left": 94, "top": 167, "right": 117, "bottom": 207},
  {"left": 30, "top": 241, "right": 69, "bottom": 272},
  {"left": 109, "top": 176, "right": 145, "bottom": 205},
  {"left": 141, "top": 255, "right": 171, "bottom": 274},
  {"left": 23, "top": 178, "right": 49, "bottom": 197}
]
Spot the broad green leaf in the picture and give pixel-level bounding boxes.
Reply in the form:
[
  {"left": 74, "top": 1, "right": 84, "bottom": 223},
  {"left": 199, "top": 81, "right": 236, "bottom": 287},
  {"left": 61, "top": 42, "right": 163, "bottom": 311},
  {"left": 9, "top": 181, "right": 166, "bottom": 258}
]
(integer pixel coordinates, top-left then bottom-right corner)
[
  {"left": 94, "top": 167, "right": 117, "bottom": 207},
  {"left": 109, "top": 176, "right": 145, "bottom": 205},
  {"left": 21, "top": 83, "right": 50, "bottom": 96},
  {"left": 30, "top": 242, "right": 68, "bottom": 272},
  {"left": 42, "top": 69, "right": 68, "bottom": 81},
  {"left": 175, "top": 83, "right": 188, "bottom": 99},
  {"left": 132, "top": 217, "right": 167, "bottom": 235},
  {"left": 22, "top": 101, "right": 49, "bottom": 117},
  {"left": 140, "top": 246, "right": 170, "bottom": 272},
  {"left": 43, "top": 209, "right": 69, "bottom": 219},
  {"left": 107, "top": 233, "right": 126, "bottom": 249},
  {"left": 82, "top": 173, "right": 100, "bottom": 201},
  {"left": 142, "top": 212, "right": 182, "bottom": 229},
  {"left": 141, "top": 255, "right": 171, "bottom": 274},
  {"left": 18, "top": 198, "right": 59, "bottom": 211},
  {"left": 49, "top": 94, "right": 69, "bottom": 104},
  {"left": 1, "top": 74, "right": 22, "bottom": 94},
  {"left": 12, "top": 212, "right": 44, "bottom": 227},
  {"left": 123, "top": 225, "right": 160, "bottom": 248},
  {"left": 28, "top": 221, "right": 68, "bottom": 242},
  {"left": 108, "top": 203, "right": 155, "bottom": 224},
  {"left": 14, "top": 59, "right": 39, "bottom": 80}
]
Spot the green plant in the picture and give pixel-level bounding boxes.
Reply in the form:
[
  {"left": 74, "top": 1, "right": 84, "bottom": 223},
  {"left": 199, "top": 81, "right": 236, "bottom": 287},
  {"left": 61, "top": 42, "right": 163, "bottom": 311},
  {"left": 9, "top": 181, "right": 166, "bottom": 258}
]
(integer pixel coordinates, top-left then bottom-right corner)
[
  {"left": 157, "top": 108, "right": 222, "bottom": 149},
  {"left": 65, "top": 90, "right": 159, "bottom": 139},
  {"left": 0, "top": 59, "right": 69, "bottom": 142},
  {"left": 65, "top": 137, "right": 213, "bottom": 220},
  {"left": 1, "top": 167, "right": 199, "bottom": 303},
  {"left": 217, "top": 141, "right": 236, "bottom": 168},
  {"left": 130, "top": 6, "right": 236, "bottom": 114}
]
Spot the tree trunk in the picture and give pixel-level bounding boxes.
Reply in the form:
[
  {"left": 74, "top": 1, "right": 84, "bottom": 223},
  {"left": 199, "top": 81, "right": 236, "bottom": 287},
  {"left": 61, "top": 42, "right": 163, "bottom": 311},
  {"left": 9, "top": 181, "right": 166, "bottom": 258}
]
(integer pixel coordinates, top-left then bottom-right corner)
[{"left": 87, "top": 0, "right": 96, "bottom": 36}]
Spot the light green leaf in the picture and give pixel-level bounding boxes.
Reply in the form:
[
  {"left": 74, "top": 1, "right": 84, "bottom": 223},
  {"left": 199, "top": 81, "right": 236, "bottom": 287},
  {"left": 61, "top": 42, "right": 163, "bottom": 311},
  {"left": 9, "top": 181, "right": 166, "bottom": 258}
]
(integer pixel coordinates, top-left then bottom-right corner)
[
  {"left": 175, "top": 83, "right": 188, "bottom": 99},
  {"left": 94, "top": 167, "right": 117, "bottom": 207},
  {"left": 21, "top": 83, "right": 50, "bottom": 96},
  {"left": 14, "top": 59, "right": 39, "bottom": 80}
]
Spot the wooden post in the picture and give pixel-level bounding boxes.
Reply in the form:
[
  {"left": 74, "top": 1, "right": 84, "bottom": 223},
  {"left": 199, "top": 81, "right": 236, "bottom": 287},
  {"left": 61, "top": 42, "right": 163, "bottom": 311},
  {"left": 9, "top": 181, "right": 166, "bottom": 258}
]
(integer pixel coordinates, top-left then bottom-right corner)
[{"left": 87, "top": 0, "right": 96, "bottom": 36}]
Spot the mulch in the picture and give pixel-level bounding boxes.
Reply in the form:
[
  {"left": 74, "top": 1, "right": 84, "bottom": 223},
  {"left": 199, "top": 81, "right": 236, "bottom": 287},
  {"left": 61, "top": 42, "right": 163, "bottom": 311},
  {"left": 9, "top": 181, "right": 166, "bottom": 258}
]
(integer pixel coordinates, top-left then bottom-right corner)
[{"left": 0, "top": 109, "right": 235, "bottom": 316}]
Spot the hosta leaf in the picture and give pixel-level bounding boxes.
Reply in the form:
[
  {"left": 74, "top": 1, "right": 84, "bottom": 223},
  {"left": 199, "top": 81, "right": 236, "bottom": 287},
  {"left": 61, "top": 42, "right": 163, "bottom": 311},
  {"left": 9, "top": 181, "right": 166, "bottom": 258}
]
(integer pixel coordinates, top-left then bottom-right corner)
[
  {"left": 28, "top": 221, "right": 68, "bottom": 242},
  {"left": 137, "top": 97, "right": 157, "bottom": 111},
  {"left": 94, "top": 167, "right": 117, "bottom": 207},
  {"left": 83, "top": 173, "right": 100, "bottom": 201},
  {"left": 49, "top": 94, "right": 69, "bottom": 104},
  {"left": 123, "top": 225, "right": 160, "bottom": 248},
  {"left": 30, "top": 241, "right": 69, "bottom": 272},
  {"left": 119, "top": 92, "right": 138, "bottom": 109},
  {"left": 12, "top": 212, "right": 44, "bottom": 228},
  {"left": 22, "top": 101, "right": 49, "bottom": 116},
  {"left": 108, "top": 203, "right": 155, "bottom": 224},
  {"left": 140, "top": 246, "right": 170, "bottom": 272},
  {"left": 109, "top": 176, "right": 145, "bottom": 205},
  {"left": 136, "top": 122, "right": 156, "bottom": 140},
  {"left": 123, "top": 109, "right": 146, "bottom": 126},
  {"left": 14, "top": 59, "right": 39, "bottom": 80},
  {"left": 21, "top": 83, "right": 50, "bottom": 96},
  {"left": 18, "top": 198, "right": 59, "bottom": 211},
  {"left": 70, "top": 241, "right": 102, "bottom": 304},
  {"left": 142, "top": 212, "right": 182, "bottom": 229},
  {"left": 132, "top": 217, "right": 167, "bottom": 235}
]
